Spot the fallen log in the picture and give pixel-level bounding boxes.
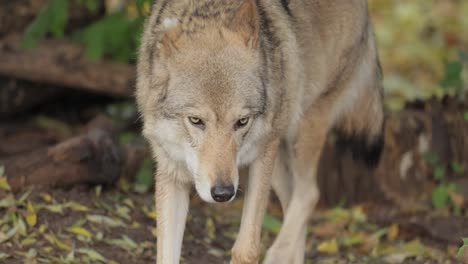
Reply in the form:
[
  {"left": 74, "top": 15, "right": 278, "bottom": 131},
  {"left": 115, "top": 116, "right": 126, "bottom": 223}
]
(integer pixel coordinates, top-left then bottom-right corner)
[
  {"left": 0, "top": 34, "right": 135, "bottom": 97},
  {"left": 2, "top": 128, "right": 122, "bottom": 192},
  {"left": 0, "top": 113, "right": 148, "bottom": 191}
]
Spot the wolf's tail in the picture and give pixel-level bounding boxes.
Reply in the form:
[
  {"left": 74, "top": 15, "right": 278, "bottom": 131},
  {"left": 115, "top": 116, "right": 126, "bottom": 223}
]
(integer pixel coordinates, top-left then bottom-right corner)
[{"left": 334, "top": 69, "right": 385, "bottom": 168}]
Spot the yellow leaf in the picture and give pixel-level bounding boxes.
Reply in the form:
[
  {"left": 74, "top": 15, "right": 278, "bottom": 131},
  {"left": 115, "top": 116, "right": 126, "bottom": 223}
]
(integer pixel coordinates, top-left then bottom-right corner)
[
  {"left": 77, "top": 248, "right": 107, "bottom": 262},
  {"left": 0, "top": 177, "right": 11, "bottom": 192},
  {"left": 26, "top": 201, "right": 37, "bottom": 227},
  {"left": 43, "top": 247, "right": 53, "bottom": 253},
  {"left": 40, "top": 193, "right": 53, "bottom": 203},
  {"left": 205, "top": 218, "right": 215, "bottom": 240},
  {"left": 21, "top": 237, "right": 37, "bottom": 246},
  {"left": 142, "top": 206, "right": 156, "bottom": 219},
  {"left": 317, "top": 239, "right": 338, "bottom": 254},
  {"left": 67, "top": 226, "right": 92, "bottom": 238},
  {"left": 65, "top": 202, "right": 89, "bottom": 212},
  {"left": 387, "top": 224, "right": 399, "bottom": 242},
  {"left": 38, "top": 224, "right": 47, "bottom": 234},
  {"left": 146, "top": 211, "right": 156, "bottom": 219},
  {"left": 44, "top": 233, "right": 72, "bottom": 251}
]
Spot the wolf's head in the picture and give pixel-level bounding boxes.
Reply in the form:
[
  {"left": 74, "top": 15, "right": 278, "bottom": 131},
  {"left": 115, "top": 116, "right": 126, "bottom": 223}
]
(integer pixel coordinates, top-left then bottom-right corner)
[{"left": 139, "top": 0, "right": 269, "bottom": 203}]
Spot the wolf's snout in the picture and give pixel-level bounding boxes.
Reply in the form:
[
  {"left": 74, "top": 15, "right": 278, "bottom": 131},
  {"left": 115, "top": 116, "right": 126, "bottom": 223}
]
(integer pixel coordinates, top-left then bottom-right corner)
[{"left": 210, "top": 184, "right": 235, "bottom": 203}]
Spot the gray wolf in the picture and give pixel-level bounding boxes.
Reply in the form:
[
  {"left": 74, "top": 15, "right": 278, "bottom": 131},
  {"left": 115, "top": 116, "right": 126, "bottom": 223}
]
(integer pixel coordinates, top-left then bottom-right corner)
[{"left": 136, "top": 0, "right": 384, "bottom": 263}]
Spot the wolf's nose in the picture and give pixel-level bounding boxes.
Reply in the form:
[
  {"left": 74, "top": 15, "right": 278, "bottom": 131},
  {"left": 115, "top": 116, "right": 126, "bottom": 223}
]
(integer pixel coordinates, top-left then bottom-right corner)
[{"left": 211, "top": 184, "right": 235, "bottom": 203}]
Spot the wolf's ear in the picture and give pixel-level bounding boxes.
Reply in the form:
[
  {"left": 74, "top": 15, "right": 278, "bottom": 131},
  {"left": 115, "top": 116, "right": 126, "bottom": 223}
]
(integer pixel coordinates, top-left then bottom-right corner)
[
  {"left": 227, "top": 0, "right": 260, "bottom": 48},
  {"left": 159, "top": 25, "right": 183, "bottom": 59}
]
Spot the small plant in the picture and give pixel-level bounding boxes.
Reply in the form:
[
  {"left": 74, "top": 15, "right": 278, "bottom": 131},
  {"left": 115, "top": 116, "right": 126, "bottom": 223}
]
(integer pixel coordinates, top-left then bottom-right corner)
[
  {"left": 458, "top": 238, "right": 468, "bottom": 258},
  {"left": 22, "top": 0, "right": 70, "bottom": 49},
  {"left": 23, "top": 0, "right": 153, "bottom": 63},
  {"left": 422, "top": 152, "right": 464, "bottom": 214}
]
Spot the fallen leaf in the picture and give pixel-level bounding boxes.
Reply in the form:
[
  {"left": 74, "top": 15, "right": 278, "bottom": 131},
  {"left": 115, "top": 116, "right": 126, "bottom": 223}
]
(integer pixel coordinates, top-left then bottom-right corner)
[
  {"left": 66, "top": 226, "right": 92, "bottom": 238},
  {"left": 318, "top": 239, "right": 339, "bottom": 254},
  {"left": 65, "top": 202, "right": 89, "bottom": 212},
  {"left": 0, "top": 195, "right": 16, "bottom": 208},
  {"left": 205, "top": 218, "right": 216, "bottom": 241},
  {"left": 38, "top": 224, "right": 47, "bottom": 234},
  {"left": 104, "top": 235, "right": 138, "bottom": 252},
  {"left": 65, "top": 250, "right": 75, "bottom": 262},
  {"left": 39, "top": 193, "right": 53, "bottom": 203},
  {"left": 86, "top": 214, "right": 126, "bottom": 228},
  {"left": 26, "top": 201, "right": 37, "bottom": 227},
  {"left": 350, "top": 206, "right": 367, "bottom": 223},
  {"left": 0, "top": 226, "right": 18, "bottom": 244},
  {"left": 142, "top": 206, "right": 156, "bottom": 219},
  {"left": 0, "top": 176, "right": 11, "bottom": 192},
  {"left": 379, "top": 240, "right": 427, "bottom": 263},
  {"left": 387, "top": 224, "right": 399, "bottom": 241},
  {"left": 339, "top": 232, "right": 366, "bottom": 247},
  {"left": 21, "top": 236, "right": 37, "bottom": 246},
  {"left": 43, "top": 204, "right": 65, "bottom": 214},
  {"left": 208, "top": 248, "right": 225, "bottom": 258},
  {"left": 115, "top": 205, "right": 131, "bottom": 220},
  {"left": 44, "top": 233, "right": 72, "bottom": 251},
  {"left": 77, "top": 248, "right": 107, "bottom": 262}
]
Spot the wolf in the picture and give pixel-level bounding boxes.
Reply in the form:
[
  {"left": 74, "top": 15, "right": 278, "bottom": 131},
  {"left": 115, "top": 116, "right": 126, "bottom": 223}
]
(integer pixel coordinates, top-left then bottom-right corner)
[{"left": 136, "top": 0, "right": 384, "bottom": 263}]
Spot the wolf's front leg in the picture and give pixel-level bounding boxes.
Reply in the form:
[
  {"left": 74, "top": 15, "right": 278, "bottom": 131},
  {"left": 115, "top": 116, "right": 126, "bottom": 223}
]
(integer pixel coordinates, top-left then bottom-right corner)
[
  {"left": 156, "top": 171, "right": 190, "bottom": 264},
  {"left": 231, "top": 139, "right": 279, "bottom": 264}
]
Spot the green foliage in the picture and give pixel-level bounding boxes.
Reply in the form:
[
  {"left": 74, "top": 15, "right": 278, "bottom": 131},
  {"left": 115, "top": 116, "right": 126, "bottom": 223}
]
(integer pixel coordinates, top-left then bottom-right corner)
[
  {"left": 423, "top": 152, "right": 463, "bottom": 213},
  {"left": 23, "top": 0, "right": 153, "bottom": 63},
  {"left": 22, "top": 0, "right": 69, "bottom": 49},
  {"left": 421, "top": 152, "right": 439, "bottom": 166},
  {"left": 432, "top": 166, "right": 446, "bottom": 181},
  {"left": 451, "top": 162, "right": 465, "bottom": 175},
  {"left": 431, "top": 184, "right": 451, "bottom": 209},
  {"left": 458, "top": 238, "right": 468, "bottom": 258},
  {"left": 262, "top": 214, "right": 282, "bottom": 234},
  {"left": 75, "top": 13, "right": 144, "bottom": 62},
  {"left": 440, "top": 62, "right": 464, "bottom": 94}
]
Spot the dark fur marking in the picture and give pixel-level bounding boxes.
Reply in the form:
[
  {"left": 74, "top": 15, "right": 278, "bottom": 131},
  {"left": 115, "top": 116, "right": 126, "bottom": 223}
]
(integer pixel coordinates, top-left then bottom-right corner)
[
  {"left": 155, "top": 0, "right": 169, "bottom": 25},
  {"left": 335, "top": 129, "right": 384, "bottom": 168},
  {"left": 256, "top": 0, "right": 281, "bottom": 50},
  {"left": 280, "top": 0, "right": 293, "bottom": 16}
]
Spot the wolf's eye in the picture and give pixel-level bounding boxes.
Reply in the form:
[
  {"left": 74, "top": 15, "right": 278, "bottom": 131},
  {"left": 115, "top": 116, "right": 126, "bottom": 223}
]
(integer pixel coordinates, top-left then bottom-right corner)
[
  {"left": 188, "top": 117, "right": 205, "bottom": 129},
  {"left": 235, "top": 117, "right": 250, "bottom": 130}
]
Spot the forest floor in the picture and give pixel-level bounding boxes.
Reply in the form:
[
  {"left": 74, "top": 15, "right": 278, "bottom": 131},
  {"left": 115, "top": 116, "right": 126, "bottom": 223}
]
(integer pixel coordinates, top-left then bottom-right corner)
[{"left": 0, "top": 183, "right": 466, "bottom": 264}]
